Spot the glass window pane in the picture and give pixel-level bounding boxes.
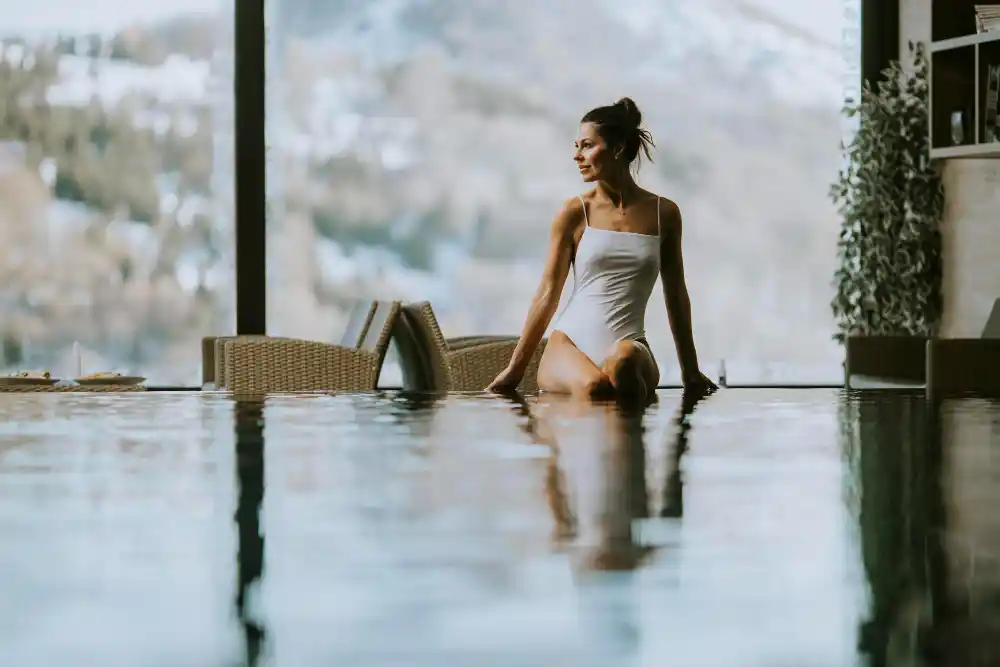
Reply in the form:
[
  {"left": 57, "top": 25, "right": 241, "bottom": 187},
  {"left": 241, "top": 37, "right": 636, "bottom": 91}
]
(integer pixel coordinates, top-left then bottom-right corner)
[
  {"left": 266, "top": 1, "right": 858, "bottom": 388},
  {"left": 2, "top": 1, "right": 234, "bottom": 385}
]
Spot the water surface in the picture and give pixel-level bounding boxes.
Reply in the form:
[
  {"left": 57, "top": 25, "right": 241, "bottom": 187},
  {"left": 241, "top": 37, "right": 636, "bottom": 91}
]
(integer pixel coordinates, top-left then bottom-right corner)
[{"left": 0, "top": 389, "right": 997, "bottom": 666}]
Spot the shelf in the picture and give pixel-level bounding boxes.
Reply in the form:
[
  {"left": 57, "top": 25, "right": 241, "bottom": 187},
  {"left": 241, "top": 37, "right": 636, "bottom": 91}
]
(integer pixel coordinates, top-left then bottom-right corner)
[
  {"left": 930, "top": 45, "right": 976, "bottom": 152},
  {"left": 930, "top": 143, "right": 1000, "bottom": 159},
  {"left": 932, "top": 30, "right": 1000, "bottom": 52},
  {"left": 934, "top": 0, "right": 992, "bottom": 41},
  {"left": 929, "top": 2, "right": 1000, "bottom": 160}
]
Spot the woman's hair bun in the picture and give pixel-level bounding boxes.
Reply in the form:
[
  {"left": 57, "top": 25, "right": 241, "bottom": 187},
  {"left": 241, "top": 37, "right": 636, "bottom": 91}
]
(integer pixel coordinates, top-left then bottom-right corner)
[{"left": 614, "top": 97, "right": 642, "bottom": 129}]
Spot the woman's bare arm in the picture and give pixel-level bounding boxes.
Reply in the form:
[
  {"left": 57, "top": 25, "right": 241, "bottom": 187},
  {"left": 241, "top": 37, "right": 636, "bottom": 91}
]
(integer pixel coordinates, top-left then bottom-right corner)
[
  {"left": 659, "top": 200, "right": 702, "bottom": 380},
  {"left": 504, "top": 198, "right": 584, "bottom": 378}
]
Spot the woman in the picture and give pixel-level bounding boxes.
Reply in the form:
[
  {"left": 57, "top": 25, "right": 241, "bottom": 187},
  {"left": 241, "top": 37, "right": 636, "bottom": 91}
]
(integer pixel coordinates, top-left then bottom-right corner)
[{"left": 487, "top": 97, "right": 716, "bottom": 402}]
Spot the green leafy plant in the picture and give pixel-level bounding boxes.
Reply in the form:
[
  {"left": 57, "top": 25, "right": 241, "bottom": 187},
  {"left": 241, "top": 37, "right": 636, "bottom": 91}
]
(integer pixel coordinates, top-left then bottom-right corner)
[{"left": 830, "top": 41, "right": 945, "bottom": 343}]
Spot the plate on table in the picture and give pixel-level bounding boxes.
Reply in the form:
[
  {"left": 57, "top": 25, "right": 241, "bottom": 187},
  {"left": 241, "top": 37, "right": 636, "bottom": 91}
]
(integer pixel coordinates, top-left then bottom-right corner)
[
  {"left": 0, "top": 374, "right": 58, "bottom": 386},
  {"left": 74, "top": 374, "right": 146, "bottom": 386}
]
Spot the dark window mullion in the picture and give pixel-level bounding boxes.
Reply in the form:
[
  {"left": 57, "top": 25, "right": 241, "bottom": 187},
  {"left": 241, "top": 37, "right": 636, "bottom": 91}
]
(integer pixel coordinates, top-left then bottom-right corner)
[
  {"left": 234, "top": 0, "right": 267, "bottom": 335},
  {"left": 861, "top": 0, "right": 900, "bottom": 95}
]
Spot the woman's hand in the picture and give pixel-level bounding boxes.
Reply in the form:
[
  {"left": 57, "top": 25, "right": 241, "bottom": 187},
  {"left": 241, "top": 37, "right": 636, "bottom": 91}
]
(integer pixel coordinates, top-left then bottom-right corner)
[
  {"left": 682, "top": 370, "right": 718, "bottom": 394},
  {"left": 486, "top": 366, "right": 523, "bottom": 394}
]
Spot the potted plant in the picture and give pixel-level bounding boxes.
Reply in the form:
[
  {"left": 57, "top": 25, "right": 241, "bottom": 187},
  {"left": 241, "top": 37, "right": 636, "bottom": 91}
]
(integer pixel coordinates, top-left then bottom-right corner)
[{"left": 831, "top": 42, "right": 945, "bottom": 382}]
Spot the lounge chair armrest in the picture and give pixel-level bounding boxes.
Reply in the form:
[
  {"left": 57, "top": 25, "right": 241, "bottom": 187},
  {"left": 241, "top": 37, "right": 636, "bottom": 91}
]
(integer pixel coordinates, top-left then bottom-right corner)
[
  {"left": 446, "top": 337, "right": 546, "bottom": 392},
  {"left": 446, "top": 340, "right": 520, "bottom": 392},
  {"left": 447, "top": 334, "right": 519, "bottom": 351}
]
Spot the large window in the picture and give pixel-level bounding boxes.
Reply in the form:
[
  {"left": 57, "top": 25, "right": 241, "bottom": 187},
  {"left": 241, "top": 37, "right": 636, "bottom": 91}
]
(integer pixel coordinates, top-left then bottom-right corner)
[
  {"left": 262, "top": 1, "right": 853, "bottom": 386},
  {"left": 1, "top": 1, "right": 233, "bottom": 385}
]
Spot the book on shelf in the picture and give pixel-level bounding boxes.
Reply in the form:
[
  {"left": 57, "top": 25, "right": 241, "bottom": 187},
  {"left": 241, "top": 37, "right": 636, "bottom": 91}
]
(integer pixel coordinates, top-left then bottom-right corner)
[
  {"left": 986, "top": 64, "right": 1000, "bottom": 143},
  {"left": 976, "top": 4, "right": 1000, "bottom": 32}
]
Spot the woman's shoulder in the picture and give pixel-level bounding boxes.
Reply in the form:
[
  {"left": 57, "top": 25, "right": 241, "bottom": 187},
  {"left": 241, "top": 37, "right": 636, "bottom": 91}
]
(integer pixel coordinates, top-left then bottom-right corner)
[
  {"left": 555, "top": 193, "right": 589, "bottom": 220},
  {"left": 548, "top": 194, "right": 588, "bottom": 236},
  {"left": 637, "top": 188, "right": 676, "bottom": 207},
  {"left": 643, "top": 190, "right": 680, "bottom": 221},
  {"left": 566, "top": 190, "right": 594, "bottom": 211}
]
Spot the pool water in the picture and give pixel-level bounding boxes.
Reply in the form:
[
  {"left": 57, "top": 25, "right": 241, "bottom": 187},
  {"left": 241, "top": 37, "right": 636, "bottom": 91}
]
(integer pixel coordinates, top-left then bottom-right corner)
[{"left": 0, "top": 389, "right": 997, "bottom": 666}]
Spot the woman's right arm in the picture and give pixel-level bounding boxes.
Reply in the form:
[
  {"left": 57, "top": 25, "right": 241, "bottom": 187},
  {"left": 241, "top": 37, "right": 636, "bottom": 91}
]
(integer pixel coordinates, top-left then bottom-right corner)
[{"left": 503, "top": 198, "right": 584, "bottom": 379}]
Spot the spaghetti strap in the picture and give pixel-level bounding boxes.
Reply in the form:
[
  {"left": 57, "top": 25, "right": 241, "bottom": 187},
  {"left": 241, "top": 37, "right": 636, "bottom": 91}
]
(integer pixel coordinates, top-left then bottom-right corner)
[
  {"left": 578, "top": 195, "right": 589, "bottom": 227},
  {"left": 656, "top": 196, "right": 661, "bottom": 236}
]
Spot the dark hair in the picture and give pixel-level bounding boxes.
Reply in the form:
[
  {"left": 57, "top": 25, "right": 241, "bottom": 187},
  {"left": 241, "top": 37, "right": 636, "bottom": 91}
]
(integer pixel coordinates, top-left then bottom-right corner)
[{"left": 580, "top": 97, "right": 655, "bottom": 171}]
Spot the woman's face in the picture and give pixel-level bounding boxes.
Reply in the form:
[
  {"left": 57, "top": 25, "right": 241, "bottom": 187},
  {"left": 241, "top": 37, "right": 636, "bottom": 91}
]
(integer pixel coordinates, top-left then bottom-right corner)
[{"left": 574, "top": 122, "right": 616, "bottom": 183}]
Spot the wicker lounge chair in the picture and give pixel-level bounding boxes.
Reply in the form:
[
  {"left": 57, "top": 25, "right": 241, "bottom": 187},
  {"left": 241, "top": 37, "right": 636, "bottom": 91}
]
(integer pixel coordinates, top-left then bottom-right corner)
[
  {"left": 205, "top": 300, "right": 400, "bottom": 393},
  {"left": 396, "top": 301, "right": 545, "bottom": 392}
]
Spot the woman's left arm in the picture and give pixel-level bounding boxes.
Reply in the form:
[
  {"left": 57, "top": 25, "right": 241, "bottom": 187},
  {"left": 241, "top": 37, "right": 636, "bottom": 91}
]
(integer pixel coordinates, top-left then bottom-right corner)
[{"left": 659, "top": 200, "right": 709, "bottom": 386}]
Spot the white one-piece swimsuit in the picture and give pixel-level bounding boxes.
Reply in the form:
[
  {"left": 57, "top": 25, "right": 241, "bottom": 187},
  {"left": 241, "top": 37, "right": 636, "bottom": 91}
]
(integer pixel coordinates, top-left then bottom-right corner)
[{"left": 551, "top": 195, "right": 662, "bottom": 365}]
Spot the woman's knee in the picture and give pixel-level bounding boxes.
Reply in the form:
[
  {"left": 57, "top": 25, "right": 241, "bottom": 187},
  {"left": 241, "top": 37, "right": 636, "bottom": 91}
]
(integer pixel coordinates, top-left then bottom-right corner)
[
  {"left": 604, "top": 344, "right": 656, "bottom": 397},
  {"left": 576, "top": 369, "right": 613, "bottom": 398},
  {"left": 610, "top": 358, "right": 644, "bottom": 391},
  {"left": 548, "top": 330, "right": 571, "bottom": 346},
  {"left": 604, "top": 344, "right": 642, "bottom": 382}
]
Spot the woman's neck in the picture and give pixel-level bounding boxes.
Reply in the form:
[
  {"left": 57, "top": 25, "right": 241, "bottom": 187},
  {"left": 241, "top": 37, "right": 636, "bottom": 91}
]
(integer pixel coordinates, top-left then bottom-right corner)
[{"left": 596, "top": 174, "right": 640, "bottom": 208}]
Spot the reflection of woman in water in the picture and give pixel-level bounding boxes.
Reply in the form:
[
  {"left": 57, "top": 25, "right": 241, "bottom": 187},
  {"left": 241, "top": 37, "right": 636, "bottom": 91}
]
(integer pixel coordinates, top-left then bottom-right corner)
[
  {"left": 511, "top": 389, "right": 709, "bottom": 572},
  {"left": 487, "top": 97, "right": 716, "bottom": 403},
  {"left": 501, "top": 389, "right": 711, "bottom": 664}
]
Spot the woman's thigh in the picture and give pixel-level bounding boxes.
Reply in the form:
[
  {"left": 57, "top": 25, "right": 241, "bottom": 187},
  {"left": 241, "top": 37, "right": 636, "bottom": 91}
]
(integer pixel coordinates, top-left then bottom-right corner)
[{"left": 538, "top": 330, "right": 613, "bottom": 397}]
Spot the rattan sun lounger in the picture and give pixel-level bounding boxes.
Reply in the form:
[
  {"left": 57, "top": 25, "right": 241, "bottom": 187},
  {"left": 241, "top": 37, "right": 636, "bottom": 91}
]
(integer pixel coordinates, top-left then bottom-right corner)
[
  {"left": 205, "top": 299, "right": 400, "bottom": 393},
  {"left": 396, "top": 301, "right": 545, "bottom": 392}
]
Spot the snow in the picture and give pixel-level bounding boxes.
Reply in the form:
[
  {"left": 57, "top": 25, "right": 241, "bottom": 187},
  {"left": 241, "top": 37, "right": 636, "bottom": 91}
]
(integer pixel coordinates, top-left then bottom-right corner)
[
  {"left": 6, "top": 0, "right": 852, "bottom": 310},
  {"left": 49, "top": 54, "right": 210, "bottom": 107}
]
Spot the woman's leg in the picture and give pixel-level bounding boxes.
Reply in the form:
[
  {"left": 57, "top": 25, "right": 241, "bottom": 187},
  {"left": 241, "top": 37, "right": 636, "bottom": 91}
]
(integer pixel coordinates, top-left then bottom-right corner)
[
  {"left": 537, "top": 330, "right": 614, "bottom": 398},
  {"left": 600, "top": 339, "right": 660, "bottom": 403}
]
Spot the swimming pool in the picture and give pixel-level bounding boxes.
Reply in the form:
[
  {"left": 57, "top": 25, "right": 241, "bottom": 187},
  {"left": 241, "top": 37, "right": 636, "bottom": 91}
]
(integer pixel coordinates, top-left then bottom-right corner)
[{"left": 0, "top": 389, "right": 996, "bottom": 666}]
